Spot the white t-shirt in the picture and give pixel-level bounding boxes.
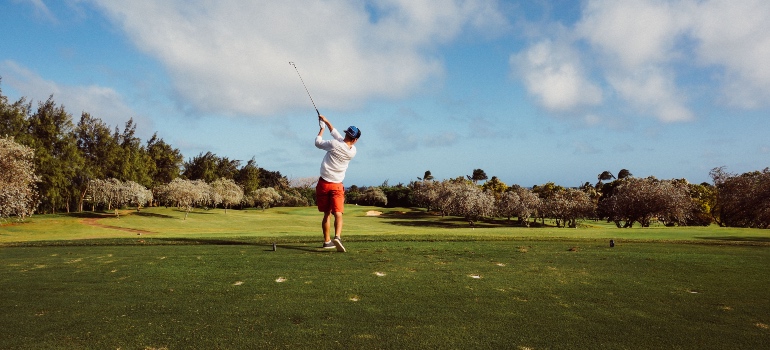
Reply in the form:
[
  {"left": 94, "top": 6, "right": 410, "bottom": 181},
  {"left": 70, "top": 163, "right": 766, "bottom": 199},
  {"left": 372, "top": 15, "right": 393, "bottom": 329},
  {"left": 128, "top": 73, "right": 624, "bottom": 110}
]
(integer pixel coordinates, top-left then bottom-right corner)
[{"left": 315, "top": 128, "right": 357, "bottom": 183}]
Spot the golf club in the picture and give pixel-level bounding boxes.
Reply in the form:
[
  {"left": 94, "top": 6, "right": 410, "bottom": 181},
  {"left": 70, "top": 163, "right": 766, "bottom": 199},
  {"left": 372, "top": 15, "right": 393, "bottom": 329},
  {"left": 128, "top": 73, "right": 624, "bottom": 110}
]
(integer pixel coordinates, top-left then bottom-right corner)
[{"left": 289, "top": 61, "right": 324, "bottom": 129}]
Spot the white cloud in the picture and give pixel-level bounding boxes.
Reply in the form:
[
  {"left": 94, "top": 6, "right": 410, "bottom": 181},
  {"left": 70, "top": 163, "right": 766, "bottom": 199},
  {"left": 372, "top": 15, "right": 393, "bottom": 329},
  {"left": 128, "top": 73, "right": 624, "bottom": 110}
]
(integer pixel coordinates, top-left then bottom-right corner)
[
  {"left": 515, "top": 0, "right": 770, "bottom": 123},
  {"left": 574, "top": 0, "right": 696, "bottom": 123},
  {"left": 690, "top": 0, "right": 770, "bottom": 108},
  {"left": 84, "top": 0, "right": 507, "bottom": 117},
  {"left": 578, "top": 0, "right": 770, "bottom": 116},
  {"left": 511, "top": 38, "right": 602, "bottom": 112},
  {"left": 607, "top": 68, "right": 693, "bottom": 122},
  {"left": 576, "top": 0, "right": 693, "bottom": 69},
  {"left": 1, "top": 60, "right": 146, "bottom": 130}
]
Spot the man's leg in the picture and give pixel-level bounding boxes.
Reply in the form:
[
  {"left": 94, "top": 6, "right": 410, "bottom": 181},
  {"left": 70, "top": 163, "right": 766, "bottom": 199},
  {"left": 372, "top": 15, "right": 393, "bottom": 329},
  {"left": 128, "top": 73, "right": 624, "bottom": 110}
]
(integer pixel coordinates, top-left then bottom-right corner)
[
  {"left": 333, "top": 211, "right": 343, "bottom": 238},
  {"left": 332, "top": 211, "right": 346, "bottom": 252},
  {"left": 322, "top": 210, "right": 332, "bottom": 243},
  {"left": 317, "top": 180, "right": 335, "bottom": 248}
]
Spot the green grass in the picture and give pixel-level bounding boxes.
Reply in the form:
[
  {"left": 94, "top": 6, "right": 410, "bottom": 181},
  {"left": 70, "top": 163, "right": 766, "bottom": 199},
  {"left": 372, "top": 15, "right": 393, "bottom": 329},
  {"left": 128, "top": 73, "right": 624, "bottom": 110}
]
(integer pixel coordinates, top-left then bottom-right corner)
[
  {"left": 4, "top": 205, "right": 769, "bottom": 243},
  {"left": 2, "top": 206, "right": 770, "bottom": 349}
]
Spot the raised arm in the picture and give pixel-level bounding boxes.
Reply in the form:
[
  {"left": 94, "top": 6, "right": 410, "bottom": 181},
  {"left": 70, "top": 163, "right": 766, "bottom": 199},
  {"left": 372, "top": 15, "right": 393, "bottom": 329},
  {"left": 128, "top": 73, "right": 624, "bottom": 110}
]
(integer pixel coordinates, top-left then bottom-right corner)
[
  {"left": 316, "top": 115, "right": 333, "bottom": 148},
  {"left": 319, "top": 115, "right": 333, "bottom": 132}
]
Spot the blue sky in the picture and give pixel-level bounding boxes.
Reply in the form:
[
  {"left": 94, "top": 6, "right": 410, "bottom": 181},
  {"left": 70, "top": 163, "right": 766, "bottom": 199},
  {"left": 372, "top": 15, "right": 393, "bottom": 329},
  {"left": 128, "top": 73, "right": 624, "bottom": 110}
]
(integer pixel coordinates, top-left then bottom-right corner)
[{"left": 1, "top": 0, "right": 768, "bottom": 188}]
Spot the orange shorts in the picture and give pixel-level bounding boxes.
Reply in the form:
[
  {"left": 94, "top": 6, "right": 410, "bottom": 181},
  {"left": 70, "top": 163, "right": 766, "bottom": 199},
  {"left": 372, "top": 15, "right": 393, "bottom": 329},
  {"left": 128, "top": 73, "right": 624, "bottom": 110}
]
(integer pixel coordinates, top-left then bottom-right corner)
[{"left": 316, "top": 178, "right": 345, "bottom": 213}]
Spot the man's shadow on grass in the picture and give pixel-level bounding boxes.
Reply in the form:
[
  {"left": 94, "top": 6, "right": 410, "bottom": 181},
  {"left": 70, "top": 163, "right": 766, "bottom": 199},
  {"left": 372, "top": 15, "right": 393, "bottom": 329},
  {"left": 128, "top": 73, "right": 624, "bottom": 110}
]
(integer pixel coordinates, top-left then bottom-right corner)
[
  {"left": 154, "top": 238, "right": 330, "bottom": 252},
  {"left": 275, "top": 244, "right": 336, "bottom": 253}
]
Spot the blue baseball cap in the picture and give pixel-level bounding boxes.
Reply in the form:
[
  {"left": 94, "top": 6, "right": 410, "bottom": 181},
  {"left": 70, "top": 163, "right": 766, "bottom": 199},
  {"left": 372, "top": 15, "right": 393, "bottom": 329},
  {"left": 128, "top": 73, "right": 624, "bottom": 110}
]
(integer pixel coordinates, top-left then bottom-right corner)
[{"left": 345, "top": 125, "right": 361, "bottom": 139}]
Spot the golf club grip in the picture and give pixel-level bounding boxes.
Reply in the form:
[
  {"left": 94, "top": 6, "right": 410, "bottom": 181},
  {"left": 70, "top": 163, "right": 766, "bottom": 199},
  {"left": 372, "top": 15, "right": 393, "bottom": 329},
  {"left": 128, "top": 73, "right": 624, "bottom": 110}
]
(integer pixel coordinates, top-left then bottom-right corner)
[{"left": 316, "top": 108, "right": 320, "bottom": 117}]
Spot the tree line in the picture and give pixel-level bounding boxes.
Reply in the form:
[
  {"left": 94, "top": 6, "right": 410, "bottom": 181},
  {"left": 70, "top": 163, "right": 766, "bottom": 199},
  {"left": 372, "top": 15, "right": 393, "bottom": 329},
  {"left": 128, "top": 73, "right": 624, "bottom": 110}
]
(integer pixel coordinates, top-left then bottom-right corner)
[
  {"left": 2, "top": 83, "right": 768, "bottom": 228},
  {"left": 0, "top": 83, "right": 312, "bottom": 219},
  {"left": 345, "top": 167, "right": 768, "bottom": 229}
]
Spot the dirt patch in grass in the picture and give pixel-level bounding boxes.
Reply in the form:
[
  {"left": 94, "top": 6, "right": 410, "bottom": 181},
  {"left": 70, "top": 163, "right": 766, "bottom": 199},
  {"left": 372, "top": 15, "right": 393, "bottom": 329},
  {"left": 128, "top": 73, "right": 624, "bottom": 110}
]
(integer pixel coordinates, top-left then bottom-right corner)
[{"left": 80, "top": 216, "right": 155, "bottom": 235}]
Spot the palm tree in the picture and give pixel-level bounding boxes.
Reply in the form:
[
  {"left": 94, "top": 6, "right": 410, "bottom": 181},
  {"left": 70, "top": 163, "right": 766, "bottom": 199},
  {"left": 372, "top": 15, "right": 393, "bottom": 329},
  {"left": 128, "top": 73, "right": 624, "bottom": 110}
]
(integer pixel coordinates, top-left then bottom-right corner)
[
  {"left": 598, "top": 171, "right": 615, "bottom": 182},
  {"left": 418, "top": 170, "right": 434, "bottom": 181},
  {"left": 467, "top": 169, "right": 488, "bottom": 185},
  {"left": 618, "top": 169, "right": 633, "bottom": 179}
]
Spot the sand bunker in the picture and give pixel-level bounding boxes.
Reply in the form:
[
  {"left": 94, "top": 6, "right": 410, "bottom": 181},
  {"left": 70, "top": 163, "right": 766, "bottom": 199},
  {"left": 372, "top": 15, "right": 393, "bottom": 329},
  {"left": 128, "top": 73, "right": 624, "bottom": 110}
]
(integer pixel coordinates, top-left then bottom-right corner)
[{"left": 366, "top": 211, "right": 383, "bottom": 216}]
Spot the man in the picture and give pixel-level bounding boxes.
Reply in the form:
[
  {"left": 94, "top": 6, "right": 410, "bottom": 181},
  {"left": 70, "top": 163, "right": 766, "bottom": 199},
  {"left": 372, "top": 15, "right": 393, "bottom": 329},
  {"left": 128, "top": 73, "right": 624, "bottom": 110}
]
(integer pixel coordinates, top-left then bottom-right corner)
[{"left": 315, "top": 115, "right": 361, "bottom": 252}]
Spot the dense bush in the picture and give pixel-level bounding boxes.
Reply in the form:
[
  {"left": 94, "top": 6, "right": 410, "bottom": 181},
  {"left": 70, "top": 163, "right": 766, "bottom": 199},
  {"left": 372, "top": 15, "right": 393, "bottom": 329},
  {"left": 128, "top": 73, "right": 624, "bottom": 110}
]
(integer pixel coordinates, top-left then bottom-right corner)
[
  {"left": 0, "top": 137, "right": 39, "bottom": 221},
  {"left": 598, "top": 177, "right": 693, "bottom": 228},
  {"left": 711, "top": 167, "right": 770, "bottom": 228},
  {"left": 277, "top": 188, "right": 313, "bottom": 207},
  {"left": 357, "top": 187, "right": 388, "bottom": 206}
]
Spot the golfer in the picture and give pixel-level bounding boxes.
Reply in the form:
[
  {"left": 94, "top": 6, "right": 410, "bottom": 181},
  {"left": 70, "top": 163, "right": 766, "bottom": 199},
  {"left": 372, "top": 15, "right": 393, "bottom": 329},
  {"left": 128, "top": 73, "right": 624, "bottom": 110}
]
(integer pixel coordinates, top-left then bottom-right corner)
[{"left": 315, "top": 115, "right": 361, "bottom": 252}]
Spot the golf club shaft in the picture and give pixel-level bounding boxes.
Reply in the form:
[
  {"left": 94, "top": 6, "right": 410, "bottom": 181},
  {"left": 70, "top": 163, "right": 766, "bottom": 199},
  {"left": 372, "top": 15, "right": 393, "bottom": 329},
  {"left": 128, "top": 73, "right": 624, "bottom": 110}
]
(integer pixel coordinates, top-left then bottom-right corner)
[{"left": 289, "top": 62, "right": 320, "bottom": 117}]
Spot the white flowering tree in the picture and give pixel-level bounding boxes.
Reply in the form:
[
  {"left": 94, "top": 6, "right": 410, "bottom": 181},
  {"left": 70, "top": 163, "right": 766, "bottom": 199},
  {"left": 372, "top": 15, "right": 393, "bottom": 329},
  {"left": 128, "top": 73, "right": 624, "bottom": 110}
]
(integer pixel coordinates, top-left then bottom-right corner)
[
  {"left": 89, "top": 178, "right": 129, "bottom": 218},
  {"left": 253, "top": 187, "right": 282, "bottom": 210},
  {"left": 450, "top": 183, "right": 495, "bottom": 225},
  {"left": 599, "top": 177, "right": 693, "bottom": 228},
  {"left": 211, "top": 178, "right": 244, "bottom": 213},
  {"left": 207, "top": 184, "right": 223, "bottom": 210},
  {"left": 0, "top": 137, "right": 39, "bottom": 221},
  {"left": 513, "top": 186, "right": 541, "bottom": 227},
  {"left": 125, "top": 180, "right": 153, "bottom": 211},
  {"left": 358, "top": 187, "right": 388, "bottom": 206},
  {"left": 710, "top": 167, "right": 770, "bottom": 228},
  {"left": 88, "top": 178, "right": 151, "bottom": 218},
  {"left": 289, "top": 176, "right": 318, "bottom": 189},
  {"left": 434, "top": 181, "right": 464, "bottom": 217},
  {"left": 411, "top": 178, "right": 494, "bottom": 226},
  {"left": 496, "top": 190, "right": 521, "bottom": 221},
  {"left": 156, "top": 178, "right": 213, "bottom": 219},
  {"left": 542, "top": 188, "right": 595, "bottom": 228}
]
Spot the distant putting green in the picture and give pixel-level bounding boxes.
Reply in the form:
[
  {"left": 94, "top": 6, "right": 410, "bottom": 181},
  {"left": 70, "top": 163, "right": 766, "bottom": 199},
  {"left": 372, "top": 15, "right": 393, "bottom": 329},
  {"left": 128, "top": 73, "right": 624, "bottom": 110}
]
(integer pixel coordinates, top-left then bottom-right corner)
[{"left": 1, "top": 206, "right": 769, "bottom": 349}]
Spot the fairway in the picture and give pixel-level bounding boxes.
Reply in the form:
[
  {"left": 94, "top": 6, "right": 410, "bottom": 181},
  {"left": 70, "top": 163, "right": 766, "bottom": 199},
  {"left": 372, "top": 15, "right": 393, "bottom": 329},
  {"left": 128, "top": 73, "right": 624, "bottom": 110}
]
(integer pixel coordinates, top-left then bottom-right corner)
[{"left": 2, "top": 207, "right": 770, "bottom": 349}]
